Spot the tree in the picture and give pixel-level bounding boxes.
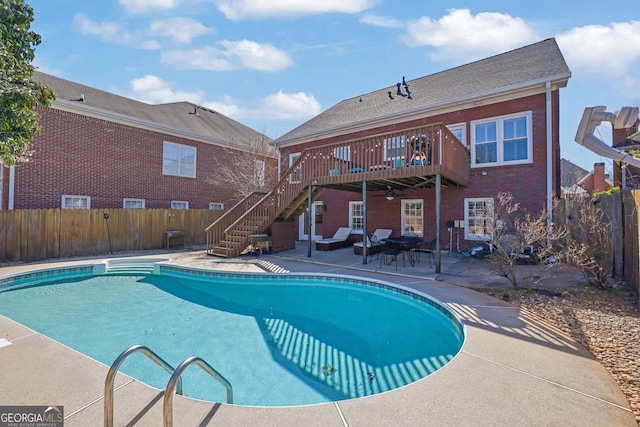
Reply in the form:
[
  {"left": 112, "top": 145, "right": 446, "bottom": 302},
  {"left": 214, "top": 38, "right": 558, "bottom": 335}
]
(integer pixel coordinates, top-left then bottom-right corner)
[
  {"left": 486, "top": 192, "right": 565, "bottom": 289},
  {"left": 0, "top": 0, "right": 54, "bottom": 166},
  {"left": 208, "top": 128, "right": 279, "bottom": 205}
]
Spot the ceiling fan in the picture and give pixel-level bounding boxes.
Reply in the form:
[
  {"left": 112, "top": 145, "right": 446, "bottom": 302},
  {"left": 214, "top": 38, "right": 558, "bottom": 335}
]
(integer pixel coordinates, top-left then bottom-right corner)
[{"left": 375, "top": 186, "right": 406, "bottom": 201}]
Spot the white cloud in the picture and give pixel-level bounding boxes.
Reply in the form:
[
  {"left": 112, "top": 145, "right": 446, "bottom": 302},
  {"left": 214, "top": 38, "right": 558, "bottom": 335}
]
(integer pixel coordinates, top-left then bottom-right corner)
[
  {"left": 129, "top": 75, "right": 204, "bottom": 104},
  {"left": 204, "top": 91, "right": 322, "bottom": 121},
  {"left": 359, "top": 14, "right": 403, "bottom": 29},
  {"left": 161, "top": 40, "right": 294, "bottom": 72},
  {"left": 556, "top": 21, "right": 640, "bottom": 78},
  {"left": 149, "top": 17, "right": 214, "bottom": 44},
  {"left": 119, "top": 0, "right": 177, "bottom": 14},
  {"left": 214, "top": 0, "right": 376, "bottom": 21},
  {"left": 73, "top": 13, "right": 160, "bottom": 50},
  {"left": 401, "top": 8, "right": 538, "bottom": 62}
]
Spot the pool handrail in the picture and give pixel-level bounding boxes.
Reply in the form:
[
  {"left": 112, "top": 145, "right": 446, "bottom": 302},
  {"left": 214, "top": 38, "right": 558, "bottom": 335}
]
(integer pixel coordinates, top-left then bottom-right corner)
[
  {"left": 163, "top": 356, "right": 233, "bottom": 427},
  {"left": 104, "top": 344, "right": 183, "bottom": 427}
]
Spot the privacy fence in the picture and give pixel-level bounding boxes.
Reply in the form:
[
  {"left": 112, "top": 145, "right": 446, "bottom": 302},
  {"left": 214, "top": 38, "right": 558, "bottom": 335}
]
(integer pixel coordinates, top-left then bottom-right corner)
[
  {"left": 555, "top": 189, "right": 639, "bottom": 298},
  {"left": 0, "top": 209, "right": 223, "bottom": 263}
]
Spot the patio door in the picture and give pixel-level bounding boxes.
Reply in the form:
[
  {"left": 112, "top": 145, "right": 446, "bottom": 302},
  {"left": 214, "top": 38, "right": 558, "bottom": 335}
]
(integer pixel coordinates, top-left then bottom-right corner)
[{"left": 299, "top": 201, "right": 324, "bottom": 241}]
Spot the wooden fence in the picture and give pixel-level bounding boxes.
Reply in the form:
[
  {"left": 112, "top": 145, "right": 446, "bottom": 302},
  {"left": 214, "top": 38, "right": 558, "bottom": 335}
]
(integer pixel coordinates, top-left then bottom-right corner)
[
  {"left": 555, "top": 190, "right": 639, "bottom": 300},
  {"left": 0, "top": 209, "right": 223, "bottom": 263}
]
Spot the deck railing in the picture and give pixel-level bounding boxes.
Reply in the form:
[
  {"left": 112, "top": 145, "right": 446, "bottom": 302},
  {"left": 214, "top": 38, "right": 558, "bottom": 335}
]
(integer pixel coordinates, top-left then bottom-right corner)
[{"left": 206, "top": 123, "right": 469, "bottom": 257}]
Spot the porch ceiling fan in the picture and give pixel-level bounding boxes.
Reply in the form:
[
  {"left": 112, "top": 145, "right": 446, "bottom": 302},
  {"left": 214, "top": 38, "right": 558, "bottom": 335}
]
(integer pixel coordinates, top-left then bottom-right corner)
[{"left": 375, "top": 186, "right": 406, "bottom": 201}]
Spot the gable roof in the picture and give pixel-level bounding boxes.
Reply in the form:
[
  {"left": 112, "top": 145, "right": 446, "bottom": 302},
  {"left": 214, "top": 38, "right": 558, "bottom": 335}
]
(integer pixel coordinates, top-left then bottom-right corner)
[
  {"left": 561, "top": 158, "right": 589, "bottom": 187},
  {"left": 275, "top": 38, "right": 570, "bottom": 145},
  {"left": 33, "top": 71, "right": 270, "bottom": 149}
]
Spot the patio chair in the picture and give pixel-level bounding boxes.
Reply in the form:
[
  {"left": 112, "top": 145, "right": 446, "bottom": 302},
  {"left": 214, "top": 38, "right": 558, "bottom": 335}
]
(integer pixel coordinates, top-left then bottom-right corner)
[
  {"left": 410, "top": 238, "right": 436, "bottom": 268},
  {"left": 379, "top": 239, "right": 405, "bottom": 271},
  {"left": 353, "top": 228, "right": 393, "bottom": 256},
  {"left": 315, "top": 227, "right": 353, "bottom": 251}
]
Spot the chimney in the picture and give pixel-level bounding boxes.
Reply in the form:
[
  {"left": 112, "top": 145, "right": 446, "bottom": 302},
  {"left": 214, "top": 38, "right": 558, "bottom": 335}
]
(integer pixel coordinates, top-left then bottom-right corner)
[{"left": 593, "top": 162, "right": 608, "bottom": 193}]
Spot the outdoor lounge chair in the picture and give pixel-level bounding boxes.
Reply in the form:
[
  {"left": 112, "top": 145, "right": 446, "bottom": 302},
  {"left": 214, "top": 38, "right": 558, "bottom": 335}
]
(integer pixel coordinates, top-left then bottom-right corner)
[
  {"left": 315, "top": 227, "right": 353, "bottom": 251},
  {"left": 353, "top": 228, "right": 393, "bottom": 256}
]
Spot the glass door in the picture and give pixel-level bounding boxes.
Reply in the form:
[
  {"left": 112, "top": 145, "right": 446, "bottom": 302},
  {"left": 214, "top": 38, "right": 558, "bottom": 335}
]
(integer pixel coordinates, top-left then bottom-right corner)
[{"left": 299, "top": 201, "right": 324, "bottom": 241}]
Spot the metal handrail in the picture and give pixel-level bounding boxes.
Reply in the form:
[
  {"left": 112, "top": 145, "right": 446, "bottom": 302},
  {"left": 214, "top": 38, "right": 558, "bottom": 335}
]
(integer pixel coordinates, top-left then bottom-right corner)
[
  {"left": 104, "top": 345, "right": 183, "bottom": 427},
  {"left": 163, "top": 356, "right": 233, "bottom": 427}
]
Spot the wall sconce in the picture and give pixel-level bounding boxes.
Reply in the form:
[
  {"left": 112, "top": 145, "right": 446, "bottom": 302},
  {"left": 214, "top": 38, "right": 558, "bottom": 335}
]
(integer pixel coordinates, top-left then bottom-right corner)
[
  {"left": 322, "top": 204, "right": 327, "bottom": 211},
  {"left": 481, "top": 171, "right": 487, "bottom": 176}
]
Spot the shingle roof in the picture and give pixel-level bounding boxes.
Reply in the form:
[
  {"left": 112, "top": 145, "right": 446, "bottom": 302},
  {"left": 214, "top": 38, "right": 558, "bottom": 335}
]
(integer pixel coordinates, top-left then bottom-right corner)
[
  {"left": 33, "top": 71, "right": 270, "bottom": 146},
  {"left": 561, "top": 158, "right": 589, "bottom": 187},
  {"left": 275, "top": 38, "right": 570, "bottom": 144}
]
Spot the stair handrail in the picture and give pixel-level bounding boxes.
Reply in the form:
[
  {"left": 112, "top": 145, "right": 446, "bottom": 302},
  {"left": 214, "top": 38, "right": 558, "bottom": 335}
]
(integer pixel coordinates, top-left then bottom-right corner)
[
  {"left": 104, "top": 344, "right": 183, "bottom": 427},
  {"left": 163, "top": 356, "right": 233, "bottom": 427}
]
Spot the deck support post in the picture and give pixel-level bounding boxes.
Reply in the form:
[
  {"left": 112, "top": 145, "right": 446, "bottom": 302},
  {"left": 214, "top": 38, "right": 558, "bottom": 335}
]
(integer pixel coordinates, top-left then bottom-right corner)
[
  {"left": 362, "top": 181, "right": 368, "bottom": 264},
  {"left": 435, "top": 173, "right": 442, "bottom": 273},
  {"left": 308, "top": 184, "right": 313, "bottom": 257}
]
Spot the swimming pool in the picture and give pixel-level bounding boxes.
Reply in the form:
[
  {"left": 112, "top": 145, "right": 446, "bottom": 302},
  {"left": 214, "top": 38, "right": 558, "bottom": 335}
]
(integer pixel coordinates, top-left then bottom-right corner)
[{"left": 0, "top": 261, "right": 464, "bottom": 407}]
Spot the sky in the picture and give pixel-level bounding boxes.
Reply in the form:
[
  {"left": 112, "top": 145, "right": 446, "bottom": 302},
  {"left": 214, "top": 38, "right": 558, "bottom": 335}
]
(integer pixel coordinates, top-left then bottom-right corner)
[{"left": 29, "top": 0, "right": 640, "bottom": 173}]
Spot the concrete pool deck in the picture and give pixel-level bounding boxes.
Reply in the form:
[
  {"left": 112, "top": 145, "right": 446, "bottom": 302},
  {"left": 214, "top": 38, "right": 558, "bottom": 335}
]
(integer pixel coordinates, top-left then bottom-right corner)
[{"left": 0, "top": 244, "right": 636, "bottom": 426}]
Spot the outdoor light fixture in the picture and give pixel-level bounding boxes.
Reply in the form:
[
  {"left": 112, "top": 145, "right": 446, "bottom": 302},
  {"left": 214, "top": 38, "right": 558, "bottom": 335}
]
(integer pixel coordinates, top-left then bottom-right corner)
[{"left": 386, "top": 193, "right": 395, "bottom": 201}]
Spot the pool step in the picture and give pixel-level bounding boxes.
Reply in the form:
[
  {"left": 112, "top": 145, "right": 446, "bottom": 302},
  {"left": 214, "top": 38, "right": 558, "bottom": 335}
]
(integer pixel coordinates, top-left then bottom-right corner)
[{"left": 105, "top": 265, "right": 155, "bottom": 274}]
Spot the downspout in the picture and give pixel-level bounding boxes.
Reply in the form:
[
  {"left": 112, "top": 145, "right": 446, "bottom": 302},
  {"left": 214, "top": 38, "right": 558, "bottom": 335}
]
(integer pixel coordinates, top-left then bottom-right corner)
[
  {"left": 545, "top": 82, "right": 553, "bottom": 231},
  {"left": 9, "top": 166, "right": 15, "bottom": 210}
]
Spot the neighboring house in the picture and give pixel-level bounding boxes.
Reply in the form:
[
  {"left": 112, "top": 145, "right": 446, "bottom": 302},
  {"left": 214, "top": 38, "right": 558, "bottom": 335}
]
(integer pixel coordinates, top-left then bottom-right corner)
[
  {"left": 0, "top": 71, "right": 274, "bottom": 210},
  {"left": 560, "top": 158, "right": 612, "bottom": 196},
  {"left": 206, "top": 38, "right": 572, "bottom": 261}
]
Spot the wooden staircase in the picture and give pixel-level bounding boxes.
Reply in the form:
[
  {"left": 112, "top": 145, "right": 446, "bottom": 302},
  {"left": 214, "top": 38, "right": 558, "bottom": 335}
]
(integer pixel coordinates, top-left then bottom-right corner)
[{"left": 206, "top": 123, "right": 470, "bottom": 257}]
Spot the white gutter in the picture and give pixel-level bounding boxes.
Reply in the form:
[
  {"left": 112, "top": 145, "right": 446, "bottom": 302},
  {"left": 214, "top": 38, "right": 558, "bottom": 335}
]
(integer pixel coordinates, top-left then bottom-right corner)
[
  {"left": 575, "top": 106, "right": 640, "bottom": 169},
  {"left": 545, "top": 82, "right": 553, "bottom": 226}
]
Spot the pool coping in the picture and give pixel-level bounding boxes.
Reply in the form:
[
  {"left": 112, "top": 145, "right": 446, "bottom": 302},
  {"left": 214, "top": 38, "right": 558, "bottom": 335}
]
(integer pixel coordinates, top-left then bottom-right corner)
[{"left": 0, "top": 252, "right": 636, "bottom": 426}]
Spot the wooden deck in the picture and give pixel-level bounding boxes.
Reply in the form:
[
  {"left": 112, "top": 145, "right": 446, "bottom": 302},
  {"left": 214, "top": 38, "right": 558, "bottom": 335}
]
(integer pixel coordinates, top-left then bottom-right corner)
[{"left": 206, "top": 123, "right": 470, "bottom": 257}]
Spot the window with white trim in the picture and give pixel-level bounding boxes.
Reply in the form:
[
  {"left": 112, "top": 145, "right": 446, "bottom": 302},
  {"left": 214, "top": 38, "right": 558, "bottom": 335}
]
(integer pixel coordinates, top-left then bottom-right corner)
[
  {"left": 349, "top": 201, "right": 364, "bottom": 232},
  {"left": 401, "top": 199, "right": 423, "bottom": 236},
  {"left": 447, "top": 123, "right": 467, "bottom": 146},
  {"left": 171, "top": 200, "right": 189, "bottom": 209},
  {"left": 384, "top": 135, "right": 406, "bottom": 162},
  {"left": 464, "top": 198, "right": 493, "bottom": 240},
  {"left": 123, "top": 198, "right": 145, "bottom": 208},
  {"left": 209, "top": 202, "right": 224, "bottom": 210},
  {"left": 471, "top": 111, "right": 532, "bottom": 167},
  {"left": 163, "top": 141, "right": 196, "bottom": 178},
  {"left": 62, "top": 195, "right": 91, "bottom": 209},
  {"left": 289, "top": 152, "right": 301, "bottom": 184}
]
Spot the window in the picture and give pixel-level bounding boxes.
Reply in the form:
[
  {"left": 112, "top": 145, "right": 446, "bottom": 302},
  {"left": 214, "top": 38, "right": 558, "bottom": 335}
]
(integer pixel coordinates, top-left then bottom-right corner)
[
  {"left": 349, "top": 201, "right": 364, "bottom": 232},
  {"left": 289, "top": 153, "right": 301, "bottom": 183},
  {"left": 384, "top": 136, "right": 406, "bottom": 161},
  {"left": 62, "top": 195, "right": 90, "bottom": 209},
  {"left": 471, "top": 112, "right": 532, "bottom": 167},
  {"left": 465, "top": 198, "right": 493, "bottom": 240},
  {"left": 447, "top": 123, "right": 467, "bottom": 146},
  {"left": 123, "top": 198, "right": 145, "bottom": 209},
  {"left": 209, "top": 202, "right": 224, "bottom": 210},
  {"left": 401, "top": 199, "right": 423, "bottom": 236},
  {"left": 163, "top": 141, "right": 196, "bottom": 178},
  {"left": 171, "top": 201, "right": 189, "bottom": 209}
]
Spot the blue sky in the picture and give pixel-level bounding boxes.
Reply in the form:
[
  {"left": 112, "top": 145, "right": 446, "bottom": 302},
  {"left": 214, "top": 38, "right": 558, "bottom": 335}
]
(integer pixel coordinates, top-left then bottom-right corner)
[{"left": 30, "top": 0, "right": 640, "bottom": 172}]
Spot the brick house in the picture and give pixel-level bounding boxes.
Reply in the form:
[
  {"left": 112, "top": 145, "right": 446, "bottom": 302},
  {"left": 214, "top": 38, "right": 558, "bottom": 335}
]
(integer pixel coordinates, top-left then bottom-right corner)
[
  {"left": 0, "top": 71, "right": 274, "bottom": 210},
  {"left": 205, "top": 38, "right": 572, "bottom": 266},
  {"left": 561, "top": 159, "right": 613, "bottom": 196}
]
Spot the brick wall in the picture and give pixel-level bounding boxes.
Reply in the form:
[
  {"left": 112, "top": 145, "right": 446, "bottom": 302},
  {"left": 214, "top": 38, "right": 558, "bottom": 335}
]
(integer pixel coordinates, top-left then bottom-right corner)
[
  {"left": 8, "top": 107, "right": 262, "bottom": 209},
  {"left": 280, "top": 93, "right": 557, "bottom": 243}
]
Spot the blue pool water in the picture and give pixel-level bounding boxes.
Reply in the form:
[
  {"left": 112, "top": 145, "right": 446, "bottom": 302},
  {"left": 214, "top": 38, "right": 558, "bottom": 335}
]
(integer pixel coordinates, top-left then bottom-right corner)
[{"left": 0, "top": 266, "right": 464, "bottom": 406}]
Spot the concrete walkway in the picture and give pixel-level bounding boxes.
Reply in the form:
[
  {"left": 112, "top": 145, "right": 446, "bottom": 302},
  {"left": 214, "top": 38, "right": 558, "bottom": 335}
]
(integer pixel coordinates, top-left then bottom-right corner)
[{"left": 0, "top": 244, "right": 635, "bottom": 426}]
